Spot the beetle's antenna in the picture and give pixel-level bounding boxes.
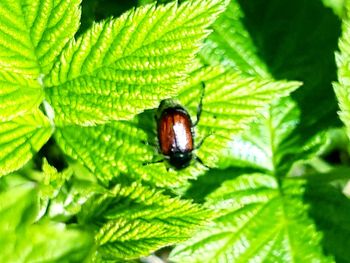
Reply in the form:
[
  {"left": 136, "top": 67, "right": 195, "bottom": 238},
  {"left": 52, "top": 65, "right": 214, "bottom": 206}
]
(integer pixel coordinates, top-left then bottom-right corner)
[{"left": 193, "top": 82, "right": 206, "bottom": 127}]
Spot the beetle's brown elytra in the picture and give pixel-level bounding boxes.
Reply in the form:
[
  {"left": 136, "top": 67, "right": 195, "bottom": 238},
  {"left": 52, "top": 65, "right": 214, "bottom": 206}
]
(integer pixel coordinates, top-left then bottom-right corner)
[
  {"left": 157, "top": 106, "right": 194, "bottom": 169},
  {"left": 155, "top": 82, "right": 206, "bottom": 170}
]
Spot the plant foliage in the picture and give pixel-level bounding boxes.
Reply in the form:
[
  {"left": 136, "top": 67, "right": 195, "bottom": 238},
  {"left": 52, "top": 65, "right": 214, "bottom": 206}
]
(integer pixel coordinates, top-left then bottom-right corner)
[
  {"left": 1, "top": 0, "right": 350, "bottom": 262},
  {"left": 0, "top": 174, "right": 93, "bottom": 262},
  {"left": 170, "top": 98, "right": 333, "bottom": 262}
]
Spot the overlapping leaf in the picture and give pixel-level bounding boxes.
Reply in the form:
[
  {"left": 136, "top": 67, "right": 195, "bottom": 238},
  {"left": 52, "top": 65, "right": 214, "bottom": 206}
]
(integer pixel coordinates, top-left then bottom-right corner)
[
  {"left": 45, "top": 0, "right": 228, "bottom": 126},
  {"left": 0, "top": 0, "right": 81, "bottom": 175},
  {"left": 170, "top": 96, "right": 333, "bottom": 262},
  {"left": 21, "top": 0, "right": 81, "bottom": 74},
  {"left": 54, "top": 65, "right": 300, "bottom": 186},
  {"left": 78, "top": 182, "right": 211, "bottom": 260},
  {"left": 54, "top": 119, "right": 205, "bottom": 187},
  {"left": 245, "top": 0, "right": 340, "bottom": 134},
  {"left": 170, "top": 173, "right": 332, "bottom": 263},
  {"left": 204, "top": 0, "right": 340, "bottom": 137},
  {"left": 199, "top": 0, "right": 269, "bottom": 77},
  {"left": 212, "top": 97, "right": 325, "bottom": 172},
  {"left": 177, "top": 66, "right": 301, "bottom": 168},
  {"left": 38, "top": 162, "right": 105, "bottom": 221},
  {"left": 0, "top": 0, "right": 81, "bottom": 120},
  {"left": 0, "top": 110, "right": 52, "bottom": 177}
]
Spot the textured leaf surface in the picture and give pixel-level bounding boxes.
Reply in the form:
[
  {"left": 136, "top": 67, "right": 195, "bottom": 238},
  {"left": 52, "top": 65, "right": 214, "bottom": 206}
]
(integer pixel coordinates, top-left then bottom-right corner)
[
  {"left": 213, "top": 97, "right": 325, "bottom": 172},
  {"left": 171, "top": 95, "right": 332, "bottom": 262},
  {"left": 334, "top": 3, "right": 350, "bottom": 140},
  {"left": 170, "top": 173, "right": 332, "bottom": 263},
  {"left": 177, "top": 66, "right": 301, "bottom": 168},
  {"left": 0, "top": 0, "right": 81, "bottom": 120},
  {"left": 54, "top": 65, "right": 299, "bottom": 186},
  {"left": 0, "top": 175, "right": 93, "bottom": 263},
  {"left": 45, "top": 0, "right": 228, "bottom": 126},
  {"left": 0, "top": 110, "right": 52, "bottom": 176},
  {"left": 21, "top": 0, "right": 82, "bottom": 74},
  {"left": 238, "top": 0, "right": 341, "bottom": 136},
  {"left": 78, "top": 183, "right": 211, "bottom": 260},
  {"left": 54, "top": 119, "right": 205, "bottom": 187},
  {"left": 0, "top": 71, "right": 42, "bottom": 121},
  {"left": 199, "top": 0, "right": 269, "bottom": 77}
]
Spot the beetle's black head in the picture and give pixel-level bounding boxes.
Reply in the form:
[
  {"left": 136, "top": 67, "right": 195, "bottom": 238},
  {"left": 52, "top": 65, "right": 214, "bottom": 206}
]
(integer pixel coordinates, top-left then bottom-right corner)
[{"left": 169, "top": 151, "right": 193, "bottom": 169}]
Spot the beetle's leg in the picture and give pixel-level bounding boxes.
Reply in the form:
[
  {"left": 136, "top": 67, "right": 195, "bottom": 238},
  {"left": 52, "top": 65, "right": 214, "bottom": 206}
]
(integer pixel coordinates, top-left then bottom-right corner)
[
  {"left": 195, "top": 156, "right": 210, "bottom": 169},
  {"left": 142, "top": 159, "right": 164, "bottom": 166},
  {"left": 195, "top": 131, "right": 213, "bottom": 149},
  {"left": 141, "top": 139, "right": 158, "bottom": 148},
  {"left": 193, "top": 82, "right": 206, "bottom": 127}
]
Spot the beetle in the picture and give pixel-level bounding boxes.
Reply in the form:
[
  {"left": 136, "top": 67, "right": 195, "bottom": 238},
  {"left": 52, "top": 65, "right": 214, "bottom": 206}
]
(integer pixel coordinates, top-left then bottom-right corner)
[{"left": 156, "top": 83, "right": 206, "bottom": 169}]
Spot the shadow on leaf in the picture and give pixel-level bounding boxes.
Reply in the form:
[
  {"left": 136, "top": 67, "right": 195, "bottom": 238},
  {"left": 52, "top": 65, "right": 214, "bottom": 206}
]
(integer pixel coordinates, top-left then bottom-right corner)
[
  {"left": 304, "top": 180, "right": 350, "bottom": 262},
  {"left": 239, "top": 0, "right": 342, "bottom": 138}
]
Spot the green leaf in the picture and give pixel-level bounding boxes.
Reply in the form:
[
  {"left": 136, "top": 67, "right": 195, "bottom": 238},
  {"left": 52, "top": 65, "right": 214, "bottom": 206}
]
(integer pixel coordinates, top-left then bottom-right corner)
[
  {"left": 78, "top": 182, "right": 211, "bottom": 260},
  {"left": 0, "top": 0, "right": 81, "bottom": 120},
  {"left": 0, "top": 71, "right": 42, "bottom": 121},
  {"left": 0, "top": 110, "right": 53, "bottom": 176},
  {"left": 238, "top": 0, "right": 341, "bottom": 136},
  {"left": 40, "top": 158, "right": 73, "bottom": 198},
  {"left": 199, "top": 0, "right": 269, "bottom": 77},
  {"left": 21, "top": 0, "right": 82, "bottom": 74},
  {"left": 334, "top": 3, "right": 350, "bottom": 141},
  {"left": 1, "top": 223, "right": 94, "bottom": 263},
  {"left": 54, "top": 65, "right": 299, "bottom": 186},
  {"left": 96, "top": 217, "right": 187, "bottom": 260},
  {"left": 322, "top": 0, "right": 345, "bottom": 17},
  {"left": 170, "top": 173, "right": 332, "bottom": 263},
  {"left": 54, "top": 119, "right": 205, "bottom": 187},
  {"left": 305, "top": 178, "right": 350, "bottom": 262},
  {"left": 0, "top": 175, "right": 93, "bottom": 262},
  {"left": 39, "top": 164, "right": 105, "bottom": 221},
  {"left": 171, "top": 94, "right": 333, "bottom": 262},
  {"left": 177, "top": 66, "right": 301, "bottom": 168},
  {"left": 44, "top": 0, "right": 228, "bottom": 126},
  {"left": 212, "top": 97, "right": 325, "bottom": 173},
  {"left": 0, "top": 177, "right": 38, "bottom": 232}
]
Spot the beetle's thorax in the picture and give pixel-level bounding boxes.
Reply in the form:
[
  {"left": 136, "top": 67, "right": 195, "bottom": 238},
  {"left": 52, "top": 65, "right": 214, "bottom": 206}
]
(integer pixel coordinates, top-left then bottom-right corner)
[{"left": 169, "top": 151, "right": 193, "bottom": 169}]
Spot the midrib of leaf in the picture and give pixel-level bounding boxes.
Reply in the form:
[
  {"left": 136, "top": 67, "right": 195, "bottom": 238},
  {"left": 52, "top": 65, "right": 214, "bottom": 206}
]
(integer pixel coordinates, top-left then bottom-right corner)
[
  {"left": 240, "top": 224, "right": 283, "bottom": 262},
  {"left": 171, "top": 94, "right": 330, "bottom": 262},
  {"left": 278, "top": 187, "right": 295, "bottom": 263},
  {"left": 83, "top": 182, "right": 212, "bottom": 260},
  {"left": 264, "top": 106, "right": 297, "bottom": 262},
  {"left": 267, "top": 109, "right": 278, "bottom": 174},
  {"left": 209, "top": 196, "right": 280, "bottom": 262}
]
